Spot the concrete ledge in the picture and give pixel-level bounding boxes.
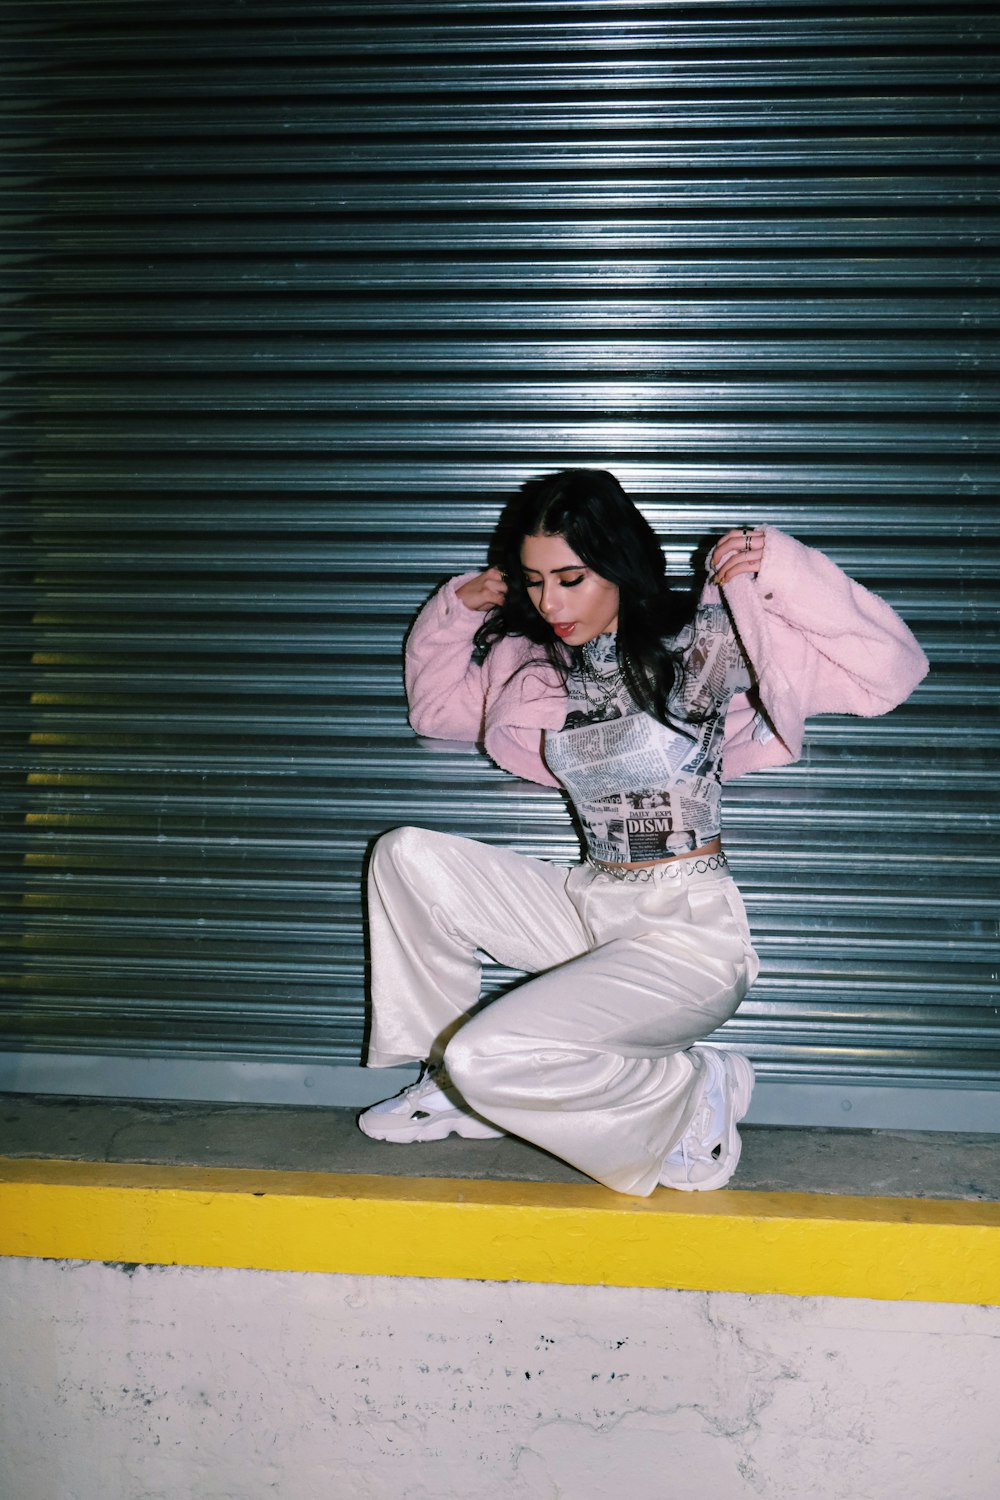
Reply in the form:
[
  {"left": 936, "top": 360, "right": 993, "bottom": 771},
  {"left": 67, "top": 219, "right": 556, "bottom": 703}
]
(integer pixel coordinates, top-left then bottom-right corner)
[
  {"left": 4, "top": 1053, "right": 1000, "bottom": 1131},
  {"left": 2, "top": 1157, "right": 998, "bottom": 1306}
]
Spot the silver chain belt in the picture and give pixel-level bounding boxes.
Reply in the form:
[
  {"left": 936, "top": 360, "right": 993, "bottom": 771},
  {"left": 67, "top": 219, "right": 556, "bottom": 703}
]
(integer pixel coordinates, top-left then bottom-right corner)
[{"left": 587, "top": 852, "right": 729, "bottom": 883}]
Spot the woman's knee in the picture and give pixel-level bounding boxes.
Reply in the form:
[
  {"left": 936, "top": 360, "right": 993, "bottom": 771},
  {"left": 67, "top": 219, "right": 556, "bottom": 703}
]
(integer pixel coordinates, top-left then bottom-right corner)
[
  {"left": 370, "top": 825, "right": 440, "bottom": 890},
  {"left": 372, "top": 824, "right": 417, "bottom": 865},
  {"left": 444, "top": 1020, "right": 504, "bottom": 1101},
  {"left": 445, "top": 1018, "right": 533, "bottom": 1110},
  {"left": 443, "top": 1027, "right": 482, "bottom": 1094},
  {"left": 372, "top": 823, "right": 464, "bottom": 874}
]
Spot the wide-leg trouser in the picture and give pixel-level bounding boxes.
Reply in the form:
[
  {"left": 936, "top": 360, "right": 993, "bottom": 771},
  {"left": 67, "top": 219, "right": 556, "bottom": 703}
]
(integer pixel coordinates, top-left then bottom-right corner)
[{"left": 365, "top": 826, "right": 759, "bottom": 1197}]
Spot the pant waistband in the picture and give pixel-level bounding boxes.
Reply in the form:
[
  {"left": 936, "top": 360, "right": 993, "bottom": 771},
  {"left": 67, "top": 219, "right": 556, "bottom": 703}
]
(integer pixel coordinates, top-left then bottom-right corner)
[{"left": 586, "top": 852, "right": 729, "bottom": 884}]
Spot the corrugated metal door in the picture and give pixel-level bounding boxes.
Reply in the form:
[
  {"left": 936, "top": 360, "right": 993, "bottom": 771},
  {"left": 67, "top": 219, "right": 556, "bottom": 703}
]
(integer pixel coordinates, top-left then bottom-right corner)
[{"left": 2, "top": 2, "right": 998, "bottom": 1117}]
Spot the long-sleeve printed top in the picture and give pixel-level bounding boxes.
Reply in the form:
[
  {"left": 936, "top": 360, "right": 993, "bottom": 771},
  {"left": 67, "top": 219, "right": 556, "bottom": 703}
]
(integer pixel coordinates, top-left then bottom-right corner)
[
  {"left": 545, "top": 605, "right": 751, "bottom": 862},
  {"left": 403, "top": 527, "right": 930, "bottom": 805}
]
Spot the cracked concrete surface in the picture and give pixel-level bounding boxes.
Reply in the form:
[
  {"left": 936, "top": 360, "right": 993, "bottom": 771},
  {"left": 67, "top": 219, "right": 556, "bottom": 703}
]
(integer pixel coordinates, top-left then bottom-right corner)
[{"left": 3, "top": 1261, "right": 998, "bottom": 1500}]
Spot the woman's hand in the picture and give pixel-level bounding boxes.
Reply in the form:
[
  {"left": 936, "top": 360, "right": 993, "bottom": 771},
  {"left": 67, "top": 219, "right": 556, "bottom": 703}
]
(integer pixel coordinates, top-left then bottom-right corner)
[
  {"left": 710, "top": 527, "right": 765, "bottom": 587},
  {"left": 456, "top": 566, "right": 508, "bottom": 613}
]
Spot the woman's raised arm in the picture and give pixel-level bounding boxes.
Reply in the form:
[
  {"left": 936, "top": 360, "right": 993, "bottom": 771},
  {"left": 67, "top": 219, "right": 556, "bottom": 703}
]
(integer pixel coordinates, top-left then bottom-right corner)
[{"left": 404, "top": 570, "right": 505, "bottom": 742}]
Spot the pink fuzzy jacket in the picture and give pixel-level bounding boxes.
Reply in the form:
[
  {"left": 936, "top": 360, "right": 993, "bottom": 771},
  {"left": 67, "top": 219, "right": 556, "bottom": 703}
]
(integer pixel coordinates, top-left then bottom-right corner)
[{"left": 404, "top": 527, "right": 929, "bottom": 787}]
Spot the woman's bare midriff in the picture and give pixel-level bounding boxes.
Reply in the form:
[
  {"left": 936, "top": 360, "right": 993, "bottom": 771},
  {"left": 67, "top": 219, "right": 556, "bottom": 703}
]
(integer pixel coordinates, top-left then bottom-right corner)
[{"left": 591, "top": 836, "right": 723, "bottom": 872}]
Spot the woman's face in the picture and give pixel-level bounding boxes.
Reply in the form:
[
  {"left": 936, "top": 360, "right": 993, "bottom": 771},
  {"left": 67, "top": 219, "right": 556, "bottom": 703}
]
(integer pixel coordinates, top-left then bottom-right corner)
[{"left": 519, "top": 532, "right": 620, "bottom": 645}]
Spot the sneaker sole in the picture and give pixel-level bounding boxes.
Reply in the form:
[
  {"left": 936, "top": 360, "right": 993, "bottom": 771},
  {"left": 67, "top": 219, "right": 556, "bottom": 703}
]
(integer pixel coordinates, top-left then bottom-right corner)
[
  {"left": 358, "top": 1110, "right": 505, "bottom": 1144},
  {"left": 661, "top": 1048, "right": 755, "bottom": 1193}
]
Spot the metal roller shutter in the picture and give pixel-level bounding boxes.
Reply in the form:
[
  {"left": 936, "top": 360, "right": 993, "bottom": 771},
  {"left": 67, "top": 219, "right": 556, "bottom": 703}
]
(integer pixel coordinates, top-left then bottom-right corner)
[{"left": 1, "top": 1, "right": 998, "bottom": 1122}]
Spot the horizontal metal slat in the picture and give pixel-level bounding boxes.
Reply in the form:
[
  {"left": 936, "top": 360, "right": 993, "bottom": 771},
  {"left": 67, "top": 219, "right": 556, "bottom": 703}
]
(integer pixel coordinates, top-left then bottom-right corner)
[
  {"left": 8, "top": 14, "right": 999, "bottom": 59},
  {"left": 6, "top": 335, "right": 994, "bottom": 374},
  {"left": 7, "top": 176, "right": 997, "bottom": 211},
  {"left": 11, "top": 377, "right": 998, "bottom": 415},
  {"left": 4, "top": 497, "right": 998, "bottom": 535},
  {"left": 11, "top": 57, "right": 997, "bottom": 96},
  {"left": 4, "top": 0, "right": 992, "bottom": 19},
  {"left": 19, "top": 415, "right": 1000, "bottom": 453},
  {"left": 12, "top": 254, "right": 998, "bottom": 290},
  {"left": 0, "top": 536, "right": 994, "bottom": 576},
  {"left": 3, "top": 467, "right": 998, "bottom": 505},
  {"left": 6, "top": 97, "right": 999, "bottom": 134},
  {"left": 8, "top": 296, "right": 995, "bottom": 330},
  {"left": 16, "top": 137, "right": 1000, "bottom": 174}
]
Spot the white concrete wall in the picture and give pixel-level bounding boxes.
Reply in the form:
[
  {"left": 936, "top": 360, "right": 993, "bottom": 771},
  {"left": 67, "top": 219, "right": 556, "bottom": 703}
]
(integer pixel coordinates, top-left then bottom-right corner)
[{"left": 1, "top": 1257, "right": 997, "bottom": 1500}]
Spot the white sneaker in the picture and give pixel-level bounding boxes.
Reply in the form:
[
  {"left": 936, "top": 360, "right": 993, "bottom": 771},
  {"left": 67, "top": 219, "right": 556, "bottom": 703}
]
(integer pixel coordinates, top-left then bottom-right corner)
[
  {"left": 358, "top": 1065, "right": 506, "bottom": 1143},
  {"left": 659, "top": 1045, "right": 754, "bottom": 1192}
]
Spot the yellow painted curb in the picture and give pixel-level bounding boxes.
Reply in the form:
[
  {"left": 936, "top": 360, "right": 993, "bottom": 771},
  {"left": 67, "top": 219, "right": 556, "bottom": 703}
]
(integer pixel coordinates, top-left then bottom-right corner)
[{"left": 1, "top": 1158, "right": 998, "bottom": 1305}]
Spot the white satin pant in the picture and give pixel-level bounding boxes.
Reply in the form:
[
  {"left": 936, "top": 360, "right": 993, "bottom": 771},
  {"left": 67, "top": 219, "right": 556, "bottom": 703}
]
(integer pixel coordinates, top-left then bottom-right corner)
[{"left": 365, "top": 826, "right": 759, "bottom": 1197}]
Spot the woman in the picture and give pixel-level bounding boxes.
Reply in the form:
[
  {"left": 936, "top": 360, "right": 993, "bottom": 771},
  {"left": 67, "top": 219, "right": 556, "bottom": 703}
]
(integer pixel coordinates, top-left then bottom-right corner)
[{"left": 358, "top": 470, "right": 928, "bottom": 1197}]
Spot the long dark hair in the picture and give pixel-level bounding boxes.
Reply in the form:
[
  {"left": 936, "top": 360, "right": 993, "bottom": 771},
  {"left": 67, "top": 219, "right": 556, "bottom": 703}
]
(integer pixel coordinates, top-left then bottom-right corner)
[{"left": 474, "top": 469, "right": 697, "bottom": 725}]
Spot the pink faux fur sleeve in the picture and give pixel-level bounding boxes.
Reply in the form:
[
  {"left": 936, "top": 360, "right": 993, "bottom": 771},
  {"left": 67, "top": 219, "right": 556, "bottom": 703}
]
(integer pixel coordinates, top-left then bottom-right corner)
[
  {"left": 718, "top": 527, "right": 929, "bottom": 778},
  {"left": 404, "top": 574, "right": 488, "bottom": 742},
  {"left": 404, "top": 574, "right": 563, "bottom": 786}
]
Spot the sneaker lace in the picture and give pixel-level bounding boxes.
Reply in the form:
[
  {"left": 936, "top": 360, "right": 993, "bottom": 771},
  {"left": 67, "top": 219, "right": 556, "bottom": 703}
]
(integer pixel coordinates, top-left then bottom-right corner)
[
  {"left": 667, "top": 1060, "right": 726, "bottom": 1169},
  {"left": 402, "top": 1063, "right": 454, "bottom": 1116},
  {"left": 670, "top": 1097, "right": 718, "bottom": 1169}
]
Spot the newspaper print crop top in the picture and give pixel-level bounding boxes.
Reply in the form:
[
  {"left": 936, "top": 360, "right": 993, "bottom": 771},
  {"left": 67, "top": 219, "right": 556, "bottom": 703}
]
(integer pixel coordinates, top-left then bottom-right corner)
[{"left": 543, "top": 603, "right": 752, "bottom": 863}]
